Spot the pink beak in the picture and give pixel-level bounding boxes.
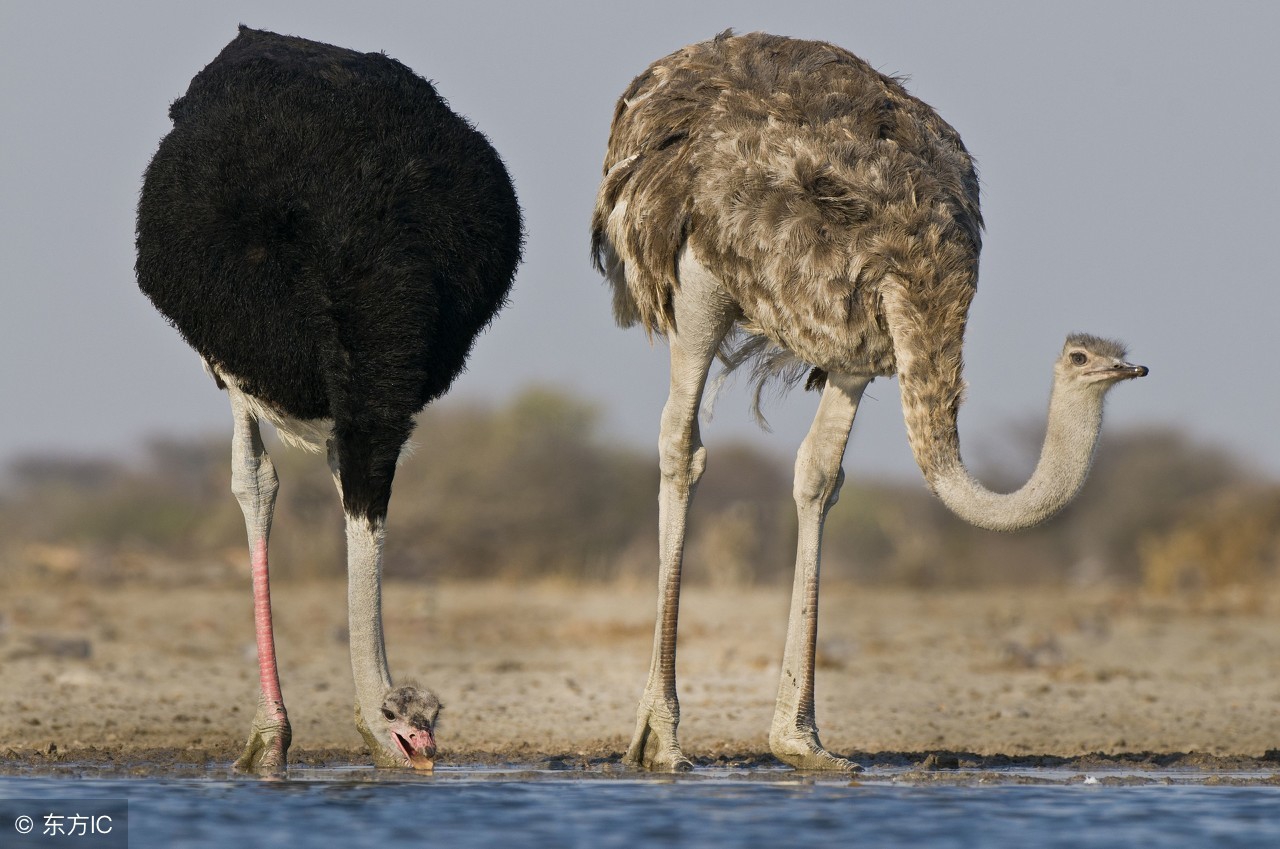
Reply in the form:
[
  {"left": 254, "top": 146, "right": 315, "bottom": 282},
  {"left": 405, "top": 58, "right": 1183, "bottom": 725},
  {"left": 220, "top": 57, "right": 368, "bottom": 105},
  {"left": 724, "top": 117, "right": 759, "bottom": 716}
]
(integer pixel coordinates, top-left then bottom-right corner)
[{"left": 390, "top": 723, "right": 437, "bottom": 770}]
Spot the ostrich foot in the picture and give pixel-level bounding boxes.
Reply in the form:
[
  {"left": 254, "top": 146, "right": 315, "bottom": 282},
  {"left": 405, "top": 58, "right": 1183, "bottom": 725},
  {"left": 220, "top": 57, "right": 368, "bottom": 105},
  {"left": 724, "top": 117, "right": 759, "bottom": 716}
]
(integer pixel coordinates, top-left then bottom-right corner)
[
  {"left": 625, "top": 700, "right": 693, "bottom": 772},
  {"left": 769, "top": 727, "right": 861, "bottom": 772},
  {"left": 234, "top": 697, "right": 291, "bottom": 775}
]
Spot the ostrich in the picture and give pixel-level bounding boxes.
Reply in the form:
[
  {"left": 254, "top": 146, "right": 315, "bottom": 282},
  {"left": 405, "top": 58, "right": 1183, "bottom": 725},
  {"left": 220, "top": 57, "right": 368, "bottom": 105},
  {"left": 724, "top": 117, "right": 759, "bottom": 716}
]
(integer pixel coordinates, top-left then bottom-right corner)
[
  {"left": 136, "top": 27, "right": 522, "bottom": 773},
  {"left": 590, "top": 31, "right": 1147, "bottom": 772}
]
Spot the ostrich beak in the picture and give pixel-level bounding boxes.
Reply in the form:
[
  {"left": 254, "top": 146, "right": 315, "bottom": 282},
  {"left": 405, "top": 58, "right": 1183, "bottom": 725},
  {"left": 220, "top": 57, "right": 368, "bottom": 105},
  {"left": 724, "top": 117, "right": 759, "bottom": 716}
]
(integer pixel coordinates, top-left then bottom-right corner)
[
  {"left": 1091, "top": 361, "right": 1149, "bottom": 381},
  {"left": 388, "top": 721, "right": 437, "bottom": 770}
]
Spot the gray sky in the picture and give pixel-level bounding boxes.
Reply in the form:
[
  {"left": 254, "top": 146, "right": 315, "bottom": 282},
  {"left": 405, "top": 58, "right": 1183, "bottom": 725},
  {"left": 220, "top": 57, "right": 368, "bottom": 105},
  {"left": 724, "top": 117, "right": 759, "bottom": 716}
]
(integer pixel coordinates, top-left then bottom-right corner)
[{"left": 2, "top": 1, "right": 1277, "bottom": 485}]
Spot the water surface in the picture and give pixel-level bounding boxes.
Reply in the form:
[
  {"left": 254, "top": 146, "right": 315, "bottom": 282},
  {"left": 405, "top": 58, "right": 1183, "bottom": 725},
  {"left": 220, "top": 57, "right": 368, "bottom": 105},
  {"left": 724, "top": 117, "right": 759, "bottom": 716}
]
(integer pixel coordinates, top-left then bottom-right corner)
[{"left": 2, "top": 766, "right": 1278, "bottom": 848}]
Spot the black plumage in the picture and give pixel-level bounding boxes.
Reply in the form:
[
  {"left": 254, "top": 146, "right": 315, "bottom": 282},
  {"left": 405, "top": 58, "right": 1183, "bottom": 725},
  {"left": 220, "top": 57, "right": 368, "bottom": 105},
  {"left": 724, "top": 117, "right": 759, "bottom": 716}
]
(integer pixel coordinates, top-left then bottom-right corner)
[{"left": 137, "top": 26, "right": 522, "bottom": 520}]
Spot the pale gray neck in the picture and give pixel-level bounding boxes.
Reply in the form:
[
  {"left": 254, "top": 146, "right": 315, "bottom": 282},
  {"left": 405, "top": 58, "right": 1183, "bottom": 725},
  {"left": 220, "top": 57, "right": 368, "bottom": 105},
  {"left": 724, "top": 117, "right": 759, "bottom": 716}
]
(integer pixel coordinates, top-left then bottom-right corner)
[
  {"left": 928, "top": 385, "right": 1104, "bottom": 532},
  {"left": 347, "top": 514, "right": 393, "bottom": 728}
]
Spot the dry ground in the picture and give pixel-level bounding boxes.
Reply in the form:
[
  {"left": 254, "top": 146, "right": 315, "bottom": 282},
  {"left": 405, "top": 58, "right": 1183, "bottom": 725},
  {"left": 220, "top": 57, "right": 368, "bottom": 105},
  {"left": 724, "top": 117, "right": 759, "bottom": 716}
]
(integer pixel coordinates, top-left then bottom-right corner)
[{"left": 3, "top": 577, "right": 1280, "bottom": 769}]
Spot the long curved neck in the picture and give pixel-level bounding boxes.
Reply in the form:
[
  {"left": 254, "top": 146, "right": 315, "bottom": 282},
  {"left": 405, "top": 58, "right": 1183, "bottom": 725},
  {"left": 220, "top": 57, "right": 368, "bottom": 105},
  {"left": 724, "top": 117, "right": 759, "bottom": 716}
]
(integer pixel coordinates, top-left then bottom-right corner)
[
  {"left": 882, "top": 271, "right": 1106, "bottom": 532},
  {"left": 347, "top": 513, "right": 394, "bottom": 720},
  {"left": 921, "top": 384, "right": 1104, "bottom": 531}
]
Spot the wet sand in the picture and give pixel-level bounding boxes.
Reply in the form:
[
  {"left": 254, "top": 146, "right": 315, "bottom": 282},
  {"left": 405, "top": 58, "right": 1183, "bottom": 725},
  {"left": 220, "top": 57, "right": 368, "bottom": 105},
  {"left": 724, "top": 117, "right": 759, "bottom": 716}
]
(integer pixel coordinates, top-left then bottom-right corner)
[{"left": 3, "top": 578, "right": 1279, "bottom": 773}]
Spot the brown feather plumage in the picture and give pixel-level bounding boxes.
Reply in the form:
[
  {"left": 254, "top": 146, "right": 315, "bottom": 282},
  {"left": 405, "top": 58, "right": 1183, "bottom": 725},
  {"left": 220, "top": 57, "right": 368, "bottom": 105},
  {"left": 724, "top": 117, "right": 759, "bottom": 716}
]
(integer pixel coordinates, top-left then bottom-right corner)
[{"left": 590, "top": 31, "right": 984, "bottom": 468}]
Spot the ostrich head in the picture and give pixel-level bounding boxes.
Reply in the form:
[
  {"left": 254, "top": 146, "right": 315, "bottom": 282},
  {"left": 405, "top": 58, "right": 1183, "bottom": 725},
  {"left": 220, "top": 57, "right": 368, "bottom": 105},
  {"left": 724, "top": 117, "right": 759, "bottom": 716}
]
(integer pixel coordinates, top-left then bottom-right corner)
[
  {"left": 373, "top": 683, "right": 441, "bottom": 770},
  {"left": 1054, "top": 333, "right": 1148, "bottom": 390}
]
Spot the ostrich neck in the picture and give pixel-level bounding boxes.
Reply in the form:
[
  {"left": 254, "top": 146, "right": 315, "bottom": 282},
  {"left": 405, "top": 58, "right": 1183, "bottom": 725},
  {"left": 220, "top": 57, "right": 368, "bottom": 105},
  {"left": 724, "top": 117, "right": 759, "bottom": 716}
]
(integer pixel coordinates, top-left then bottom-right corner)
[
  {"left": 347, "top": 515, "right": 393, "bottom": 727},
  {"left": 925, "top": 385, "right": 1105, "bottom": 532}
]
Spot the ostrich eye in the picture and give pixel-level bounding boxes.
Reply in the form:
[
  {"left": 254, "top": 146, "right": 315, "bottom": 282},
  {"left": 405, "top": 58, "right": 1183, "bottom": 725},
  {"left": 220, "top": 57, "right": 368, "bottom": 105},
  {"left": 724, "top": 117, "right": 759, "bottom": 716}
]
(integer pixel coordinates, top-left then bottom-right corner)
[
  {"left": 1069, "top": 352, "right": 1087, "bottom": 366},
  {"left": 382, "top": 708, "right": 397, "bottom": 721}
]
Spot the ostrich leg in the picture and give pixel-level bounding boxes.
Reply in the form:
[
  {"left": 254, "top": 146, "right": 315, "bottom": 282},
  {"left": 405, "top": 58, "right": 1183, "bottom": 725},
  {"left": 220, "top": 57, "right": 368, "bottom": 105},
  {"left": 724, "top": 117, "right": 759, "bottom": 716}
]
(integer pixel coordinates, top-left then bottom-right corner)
[
  {"left": 770, "top": 373, "right": 870, "bottom": 771},
  {"left": 626, "top": 257, "right": 734, "bottom": 771},
  {"left": 228, "top": 389, "right": 291, "bottom": 775}
]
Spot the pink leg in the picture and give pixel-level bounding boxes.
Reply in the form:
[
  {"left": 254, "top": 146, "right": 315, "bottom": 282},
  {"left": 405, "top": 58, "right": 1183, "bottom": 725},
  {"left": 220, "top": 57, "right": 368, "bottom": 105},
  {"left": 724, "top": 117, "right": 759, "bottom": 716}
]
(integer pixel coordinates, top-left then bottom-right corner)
[
  {"left": 250, "top": 537, "right": 288, "bottom": 711},
  {"left": 229, "top": 391, "right": 291, "bottom": 775}
]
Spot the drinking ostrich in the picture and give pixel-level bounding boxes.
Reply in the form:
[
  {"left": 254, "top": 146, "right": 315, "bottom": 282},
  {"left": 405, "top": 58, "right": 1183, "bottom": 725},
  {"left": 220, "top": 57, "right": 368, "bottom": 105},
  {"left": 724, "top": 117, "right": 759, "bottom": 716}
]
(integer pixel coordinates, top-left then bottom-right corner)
[
  {"left": 591, "top": 31, "right": 1147, "bottom": 771},
  {"left": 137, "top": 26, "right": 522, "bottom": 773}
]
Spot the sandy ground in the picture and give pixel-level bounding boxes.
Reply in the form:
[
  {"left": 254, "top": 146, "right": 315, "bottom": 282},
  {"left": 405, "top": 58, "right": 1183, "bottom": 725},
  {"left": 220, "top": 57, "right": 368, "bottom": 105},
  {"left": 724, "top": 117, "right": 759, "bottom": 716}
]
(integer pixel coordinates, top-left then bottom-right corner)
[{"left": 3, "top": 577, "right": 1280, "bottom": 771}]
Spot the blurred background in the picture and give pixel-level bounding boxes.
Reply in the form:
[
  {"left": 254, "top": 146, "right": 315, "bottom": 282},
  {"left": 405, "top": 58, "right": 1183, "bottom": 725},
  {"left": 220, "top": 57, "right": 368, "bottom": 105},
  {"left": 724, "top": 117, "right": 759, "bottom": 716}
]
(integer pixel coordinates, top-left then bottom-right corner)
[
  {"left": 5, "top": 387, "right": 1276, "bottom": 596},
  {"left": 2, "top": 1, "right": 1278, "bottom": 597}
]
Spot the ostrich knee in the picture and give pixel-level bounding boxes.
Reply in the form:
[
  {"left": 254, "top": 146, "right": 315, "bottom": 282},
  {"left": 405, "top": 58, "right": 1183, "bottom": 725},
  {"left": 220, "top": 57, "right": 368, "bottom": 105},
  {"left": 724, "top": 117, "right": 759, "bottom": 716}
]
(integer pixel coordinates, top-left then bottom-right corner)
[
  {"left": 660, "top": 441, "right": 707, "bottom": 491},
  {"left": 793, "top": 448, "right": 845, "bottom": 519},
  {"left": 231, "top": 447, "right": 279, "bottom": 535},
  {"left": 657, "top": 407, "right": 707, "bottom": 492},
  {"left": 229, "top": 395, "right": 279, "bottom": 545}
]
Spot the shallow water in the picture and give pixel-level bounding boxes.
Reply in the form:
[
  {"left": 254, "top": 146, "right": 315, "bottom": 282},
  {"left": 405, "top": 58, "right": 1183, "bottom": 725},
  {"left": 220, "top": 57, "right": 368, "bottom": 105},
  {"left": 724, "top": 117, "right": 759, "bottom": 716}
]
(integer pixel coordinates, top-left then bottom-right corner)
[{"left": 2, "top": 766, "right": 1279, "bottom": 848}]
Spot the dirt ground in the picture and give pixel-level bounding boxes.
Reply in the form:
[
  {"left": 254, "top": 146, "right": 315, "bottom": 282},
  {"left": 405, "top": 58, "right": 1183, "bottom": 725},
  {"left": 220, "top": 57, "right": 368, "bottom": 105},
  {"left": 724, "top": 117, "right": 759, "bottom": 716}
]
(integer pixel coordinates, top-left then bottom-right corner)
[{"left": 3, "top": 576, "right": 1280, "bottom": 771}]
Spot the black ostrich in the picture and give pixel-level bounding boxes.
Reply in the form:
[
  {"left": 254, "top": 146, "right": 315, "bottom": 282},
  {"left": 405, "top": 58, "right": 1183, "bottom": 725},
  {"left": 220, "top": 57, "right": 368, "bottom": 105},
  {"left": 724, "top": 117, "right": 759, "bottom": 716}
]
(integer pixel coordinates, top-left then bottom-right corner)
[{"left": 136, "top": 26, "right": 523, "bottom": 774}]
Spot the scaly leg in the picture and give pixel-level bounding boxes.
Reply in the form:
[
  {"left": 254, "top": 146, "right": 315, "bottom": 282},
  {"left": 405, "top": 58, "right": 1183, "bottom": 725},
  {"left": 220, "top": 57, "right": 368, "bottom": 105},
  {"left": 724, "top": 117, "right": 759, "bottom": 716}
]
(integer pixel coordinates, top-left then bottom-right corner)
[
  {"left": 626, "top": 253, "right": 734, "bottom": 771},
  {"left": 228, "top": 389, "right": 291, "bottom": 775},
  {"left": 770, "top": 373, "right": 870, "bottom": 771}
]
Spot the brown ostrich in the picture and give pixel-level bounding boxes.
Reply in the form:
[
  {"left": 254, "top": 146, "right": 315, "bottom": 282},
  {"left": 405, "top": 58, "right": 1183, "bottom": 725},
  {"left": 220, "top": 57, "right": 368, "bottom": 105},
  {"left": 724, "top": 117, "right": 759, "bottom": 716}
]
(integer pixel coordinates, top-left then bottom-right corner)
[{"left": 591, "top": 31, "right": 1146, "bottom": 771}]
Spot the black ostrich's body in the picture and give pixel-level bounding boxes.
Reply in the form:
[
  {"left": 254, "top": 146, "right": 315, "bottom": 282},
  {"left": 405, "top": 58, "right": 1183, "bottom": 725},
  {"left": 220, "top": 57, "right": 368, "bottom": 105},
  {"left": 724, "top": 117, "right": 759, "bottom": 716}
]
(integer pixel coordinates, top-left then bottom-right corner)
[
  {"left": 137, "top": 26, "right": 522, "bottom": 520},
  {"left": 135, "top": 26, "right": 522, "bottom": 774}
]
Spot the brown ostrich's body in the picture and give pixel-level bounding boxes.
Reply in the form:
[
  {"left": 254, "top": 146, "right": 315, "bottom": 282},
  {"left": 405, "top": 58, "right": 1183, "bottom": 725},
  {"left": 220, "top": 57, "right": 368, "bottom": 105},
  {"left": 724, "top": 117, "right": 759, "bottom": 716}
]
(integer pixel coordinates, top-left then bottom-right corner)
[{"left": 592, "top": 31, "right": 1146, "bottom": 771}]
